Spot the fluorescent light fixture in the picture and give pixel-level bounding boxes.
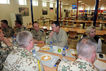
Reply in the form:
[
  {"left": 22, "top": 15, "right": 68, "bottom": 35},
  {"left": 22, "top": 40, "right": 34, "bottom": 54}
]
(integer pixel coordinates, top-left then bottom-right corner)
[{"left": 78, "top": 1, "right": 82, "bottom": 3}]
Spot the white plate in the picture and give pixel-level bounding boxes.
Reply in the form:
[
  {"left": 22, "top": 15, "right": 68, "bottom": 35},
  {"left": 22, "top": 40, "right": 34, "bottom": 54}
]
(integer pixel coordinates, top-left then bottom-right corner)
[
  {"left": 94, "top": 60, "right": 106, "bottom": 71},
  {"left": 41, "top": 54, "right": 52, "bottom": 61},
  {"left": 41, "top": 45, "right": 50, "bottom": 51}
]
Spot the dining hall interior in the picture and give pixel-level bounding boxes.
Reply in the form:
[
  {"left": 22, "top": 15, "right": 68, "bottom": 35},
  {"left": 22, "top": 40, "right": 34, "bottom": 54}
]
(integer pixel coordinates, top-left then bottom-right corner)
[{"left": 0, "top": 0, "right": 106, "bottom": 71}]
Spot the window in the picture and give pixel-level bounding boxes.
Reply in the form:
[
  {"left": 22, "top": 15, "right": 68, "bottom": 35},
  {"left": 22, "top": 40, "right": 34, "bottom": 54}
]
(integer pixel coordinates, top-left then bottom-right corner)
[
  {"left": 0, "top": 0, "right": 10, "bottom": 4},
  {"left": 33, "top": 0, "right": 38, "bottom": 6},
  {"left": 19, "top": 0, "right": 27, "bottom": 5},
  {"left": 50, "top": 3, "right": 53, "bottom": 7},
  {"left": 42, "top": 2, "right": 47, "bottom": 7}
]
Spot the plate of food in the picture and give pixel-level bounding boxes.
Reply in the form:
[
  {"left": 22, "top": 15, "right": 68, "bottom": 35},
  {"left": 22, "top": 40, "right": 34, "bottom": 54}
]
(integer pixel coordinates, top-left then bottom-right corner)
[
  {"left": 71, "top": 50, "right": 77, "bottom": 56},
  {"left": 41, "top": 54, "right": 52, "bottom": 61},
  {"left": 41, "top": 46, "right": 50, "bottom": 51}
]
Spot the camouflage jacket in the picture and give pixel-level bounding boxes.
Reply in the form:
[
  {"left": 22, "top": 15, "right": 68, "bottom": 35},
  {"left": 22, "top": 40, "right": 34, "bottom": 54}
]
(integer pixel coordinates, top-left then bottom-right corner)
[
  {"left": 2, "top": 27, "right": 14, "bottom": 37},
  {"left": 14, "top": 27, "right": 26, "bottom": 35},
  {"left": 31, "top": 29, "right": 46, "bottom": 41},
  {"left": 3, "top": 47, "right": 41, "bottom": 71},
  {"left": 58, "top": 58, "right": 98, "bottom": 71}
]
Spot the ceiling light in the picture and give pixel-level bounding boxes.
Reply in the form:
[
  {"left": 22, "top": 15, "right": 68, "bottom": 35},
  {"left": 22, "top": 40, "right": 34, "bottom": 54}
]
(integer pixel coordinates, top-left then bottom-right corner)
[
  {"left": 78, "top": 1, "right": 82, "bottom": 3},
  {"left": 81, "top": 3, "right": 84, "bottom": 4}
]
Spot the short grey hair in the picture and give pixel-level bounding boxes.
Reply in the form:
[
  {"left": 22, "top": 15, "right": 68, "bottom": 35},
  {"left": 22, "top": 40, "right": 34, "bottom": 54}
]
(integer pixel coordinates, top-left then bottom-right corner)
[
  {"left": 77, "top": 37, "right": 97, "bottom": 59},
  {"left": 86, "top": 26, "right": 95, "bottom": 34},
  {"left": 16, "top": 31, "right": 33, "bottom": 47}
]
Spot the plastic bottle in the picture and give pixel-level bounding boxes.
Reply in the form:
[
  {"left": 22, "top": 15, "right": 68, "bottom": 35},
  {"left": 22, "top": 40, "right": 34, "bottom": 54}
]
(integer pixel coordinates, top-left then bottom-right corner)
[
  {"left": 50, "top": 41, "right": 53, "bottom": 49},
  {"left": 62, "top": 48, "right": 66, "bottom": 56},
  {"left": 64, "top": 46, "right": 68, "bottom": 49},
  {"left": 12, "top": 36, "right": 16, "bottom": 45},
  {"left": 32, "top": 49, "right": 36, "bottom": 56}
]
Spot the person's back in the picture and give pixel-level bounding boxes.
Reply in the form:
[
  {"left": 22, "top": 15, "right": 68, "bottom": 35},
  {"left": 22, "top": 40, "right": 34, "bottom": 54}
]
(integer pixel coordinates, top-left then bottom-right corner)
[
  {"left": 3, "top": 47, "right": 39, "bottom": 71},
  {"left": 3, "top": 31, "right": 43, "bottom": 71},
  {"left": 58, "top": 38, "right": 98, "bottom": 71},
  {"left": 58, "top": 58, "right": 97, "bottom": 71}
]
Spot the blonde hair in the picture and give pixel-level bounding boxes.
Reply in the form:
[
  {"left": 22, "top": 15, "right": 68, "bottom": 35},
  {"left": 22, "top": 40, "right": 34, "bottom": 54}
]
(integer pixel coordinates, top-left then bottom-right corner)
[{"left": 86, "top": 26, "right": 95, "bottom": 35}]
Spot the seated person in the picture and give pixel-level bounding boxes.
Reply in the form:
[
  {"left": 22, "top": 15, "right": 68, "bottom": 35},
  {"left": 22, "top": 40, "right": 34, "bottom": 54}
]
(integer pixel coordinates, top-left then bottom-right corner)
[
  {"left": 81, "top": 26, "right": 102, "bottom": 53},
  {"left": 58, "top": 38, "right": 97, "bottom": 71},
  {"left": 3, "top": 31, "right": 43, "bottom": 71},
  {"left": 0, "top": 29, "right": 12, "bottom": 70},
  {"left": 1, "top": 20, "right": 14, "bottom": 37},
  {"left": 47, "top": 21, "right": 68, "bottom": 47},
  {"left": 14, "top": 20, "right": 26, "bottom": 36},
  {"left": 31, "top": 21, "right": 45, "bottom": 44},
  {"left": 0, "top": 29, "right": 12, "bottom": 47}
]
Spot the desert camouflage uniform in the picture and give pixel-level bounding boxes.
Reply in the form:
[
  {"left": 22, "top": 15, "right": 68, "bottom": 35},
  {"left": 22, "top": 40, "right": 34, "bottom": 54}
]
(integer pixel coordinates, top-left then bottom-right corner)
[
  {"left": 14, "top": 27, "right": 26, "bottom": 36},
  {"left": 31, "top": 29, "right": 46, "bottom": 41},
  {"left": 0, "top": 42, "right": 11, "bottom": 70},
  {"left": 2, "top": 27, "right": 14, "bottom": 37},
  {"left": 3, "top": 47, "right": 42, "bottom": 71},
  {"left": 58, "top": 58, "right": 98, "bottom": 71}
]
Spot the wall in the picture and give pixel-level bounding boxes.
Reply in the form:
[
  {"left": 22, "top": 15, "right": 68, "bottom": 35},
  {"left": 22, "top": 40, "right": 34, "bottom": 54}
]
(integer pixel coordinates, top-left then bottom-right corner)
[{"left": 0, "top": 0, "right": 65, "bottom": 27}]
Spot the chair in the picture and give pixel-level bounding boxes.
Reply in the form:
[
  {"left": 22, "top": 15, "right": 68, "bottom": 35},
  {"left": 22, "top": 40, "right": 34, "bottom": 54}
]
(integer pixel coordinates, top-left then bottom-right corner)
[
  {"left": 103, "top": 34, "right": 106, "bottom": 43},
  {"left": 68, "top": 31, "right": 78, "bottom": 39}
]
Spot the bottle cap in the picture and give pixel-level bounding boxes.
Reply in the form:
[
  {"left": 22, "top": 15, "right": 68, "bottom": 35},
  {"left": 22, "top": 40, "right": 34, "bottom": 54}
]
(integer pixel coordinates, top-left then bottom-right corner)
[
  {"left": 50, "top": 41, "right": 52, "bottom": 44},
  {"left": 63, "top": 48, "right": 65, "bottom": 51},
  {"left": 64, "top": 46, "right": 68, "bottom": 49},
  {"left": 54, "top": 64, "right": 56, "bottom": 67}
]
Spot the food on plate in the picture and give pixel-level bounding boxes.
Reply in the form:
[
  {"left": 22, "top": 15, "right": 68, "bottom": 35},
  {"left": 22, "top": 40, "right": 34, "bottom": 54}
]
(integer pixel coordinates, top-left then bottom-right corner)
[
  {"left": 41, "top": 55, "right": 51, "bottom": 61},
  {"left": 41, "top": 47, "right": 50, "bottom": 50},
  {"left": 71, "top": 50, "right": 77, "bottom": 56}
]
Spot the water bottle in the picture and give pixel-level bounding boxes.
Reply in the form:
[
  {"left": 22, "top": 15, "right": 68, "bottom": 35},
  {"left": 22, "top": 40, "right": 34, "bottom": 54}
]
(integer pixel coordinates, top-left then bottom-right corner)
[
  {"left": 62, "top": 48, "right": 66, "bottom": 56},
  {"left": 12, "top": 36, "right": 16, "bottom": 45},
  {"left": 64, "top": 46, "right": 68, "bottom": 49},
  {"left": 32, "top": 49, "right": 36, "bottom": 56},
  {"left": 50, "top": 41, "right": 53, "bottom": 49}
]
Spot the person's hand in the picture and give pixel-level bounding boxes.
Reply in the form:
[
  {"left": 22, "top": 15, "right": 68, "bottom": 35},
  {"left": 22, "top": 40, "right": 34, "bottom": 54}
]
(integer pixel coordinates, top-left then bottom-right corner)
[
  {"left": 0, "top": 30, "right": 4, "bottom": 41},
  {"left": 49, "top": 31, "right": 54, "bottom": 38}
]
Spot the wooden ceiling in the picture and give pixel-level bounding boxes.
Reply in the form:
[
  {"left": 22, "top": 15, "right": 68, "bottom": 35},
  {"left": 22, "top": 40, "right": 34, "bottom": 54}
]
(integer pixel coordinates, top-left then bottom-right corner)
[{"left": 41, "top": 0, "right": 106, "bottom": 7}]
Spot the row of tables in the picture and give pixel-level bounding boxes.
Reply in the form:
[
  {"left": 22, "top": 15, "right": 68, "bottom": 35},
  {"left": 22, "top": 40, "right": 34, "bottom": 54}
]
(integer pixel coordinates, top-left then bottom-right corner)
[
  {"left": 39, "top": 26, "right": 106, "bottom": 36},
  {"left": 61, "top": 20, "right": 106, "bottom": 24}
]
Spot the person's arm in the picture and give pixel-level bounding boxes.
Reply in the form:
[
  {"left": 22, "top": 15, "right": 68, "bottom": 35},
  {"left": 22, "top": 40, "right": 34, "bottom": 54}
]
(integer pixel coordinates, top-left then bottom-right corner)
[
  {"left": 47, "top": 31, "right": 54, "bottom": 44},
  {"left": 2, "top": 37, "right": 12, "bottom": 47}
]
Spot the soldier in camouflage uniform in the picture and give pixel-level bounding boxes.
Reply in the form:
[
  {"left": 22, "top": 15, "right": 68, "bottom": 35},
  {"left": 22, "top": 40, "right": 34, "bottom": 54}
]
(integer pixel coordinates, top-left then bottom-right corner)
[
  {"left": 58, "top": 38, "right": 98, "bottom": 71},
  {"left": 0, "top": 29, "right": 12, "bottom": 70},
  {"left": 1, "top": 20, "right": 14, "bottom": 37},
  {"left": 14, "top": 20, "right": 26, "bottom": 36},
  {"left": 3, "top": 31, "right": 43, "bottom": 71},
  {"left": 31, "top": 21, "right": 46, "bottom": 44}
]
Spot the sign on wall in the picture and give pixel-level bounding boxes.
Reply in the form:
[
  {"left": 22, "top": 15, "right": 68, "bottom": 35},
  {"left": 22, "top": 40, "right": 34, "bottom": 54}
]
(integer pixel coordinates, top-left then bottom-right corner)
[
  {"left": 42, "top": 8, "right": 48, "bottom": 15},
  {"left": 19, "top": 7, "right": 29, "bottom": 16}
]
